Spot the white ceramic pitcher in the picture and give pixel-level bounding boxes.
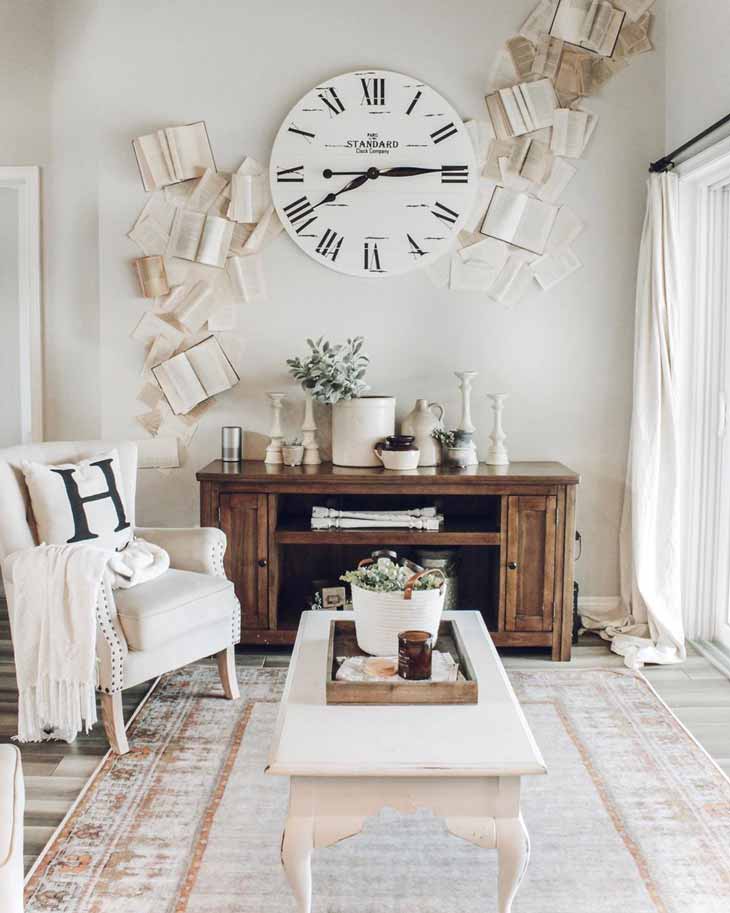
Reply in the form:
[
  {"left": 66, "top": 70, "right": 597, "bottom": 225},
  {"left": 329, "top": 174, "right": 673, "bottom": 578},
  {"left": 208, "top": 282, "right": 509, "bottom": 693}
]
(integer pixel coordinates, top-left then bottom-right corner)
[{"left": 400, "top": 399, "right": 445, "bottom": 467}]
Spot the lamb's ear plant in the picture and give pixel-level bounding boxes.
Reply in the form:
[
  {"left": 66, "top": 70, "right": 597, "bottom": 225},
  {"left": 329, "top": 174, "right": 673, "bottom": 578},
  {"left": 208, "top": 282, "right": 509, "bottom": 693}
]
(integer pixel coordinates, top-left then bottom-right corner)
[{"left": 287, "top": 336, "right": 369, "bottom": 404}]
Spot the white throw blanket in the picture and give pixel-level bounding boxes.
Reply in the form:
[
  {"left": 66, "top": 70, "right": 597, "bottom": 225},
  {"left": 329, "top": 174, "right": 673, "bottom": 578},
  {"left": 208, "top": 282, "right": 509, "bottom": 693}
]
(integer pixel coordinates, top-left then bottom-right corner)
[{"left": 2, "top": 538, "right": 169, "bottom": 743}]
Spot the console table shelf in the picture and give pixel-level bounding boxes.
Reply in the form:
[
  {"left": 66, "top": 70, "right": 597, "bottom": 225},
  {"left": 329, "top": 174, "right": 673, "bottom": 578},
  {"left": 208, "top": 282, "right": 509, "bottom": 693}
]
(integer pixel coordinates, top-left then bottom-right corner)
[
  {"left": 196, "top": 460, "right": 579, "bottom": 660},
  {"left": 275, "top": 520, "right": 502, "bottom": 546}
]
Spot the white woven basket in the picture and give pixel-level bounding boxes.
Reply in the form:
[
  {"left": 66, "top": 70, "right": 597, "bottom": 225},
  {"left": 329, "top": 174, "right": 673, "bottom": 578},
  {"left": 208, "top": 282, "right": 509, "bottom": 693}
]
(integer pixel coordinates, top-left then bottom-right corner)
[{"left": 351, "top": 571, "right": 446, "bottom": 656}]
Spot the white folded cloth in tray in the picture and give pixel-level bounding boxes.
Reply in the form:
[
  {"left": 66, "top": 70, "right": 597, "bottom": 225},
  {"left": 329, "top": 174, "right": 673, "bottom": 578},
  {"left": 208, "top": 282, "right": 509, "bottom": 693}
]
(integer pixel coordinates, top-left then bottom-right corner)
[{"left": 335, "top": 651, "right": 460, "bottom": 683}]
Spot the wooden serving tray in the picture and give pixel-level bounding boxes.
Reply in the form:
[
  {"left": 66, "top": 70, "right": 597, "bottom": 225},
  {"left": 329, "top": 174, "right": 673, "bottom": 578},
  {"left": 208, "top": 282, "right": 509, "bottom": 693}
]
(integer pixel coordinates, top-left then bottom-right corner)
[{"left": 326, "top": 619, "right": 478, "bottom": 705}]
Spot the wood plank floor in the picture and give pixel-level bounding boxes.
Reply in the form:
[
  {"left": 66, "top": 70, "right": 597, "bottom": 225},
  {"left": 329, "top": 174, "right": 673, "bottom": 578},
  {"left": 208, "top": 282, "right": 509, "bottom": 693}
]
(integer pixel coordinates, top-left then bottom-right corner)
[{"left": 2, "top": 598, "right": 728, "bottom": 875}]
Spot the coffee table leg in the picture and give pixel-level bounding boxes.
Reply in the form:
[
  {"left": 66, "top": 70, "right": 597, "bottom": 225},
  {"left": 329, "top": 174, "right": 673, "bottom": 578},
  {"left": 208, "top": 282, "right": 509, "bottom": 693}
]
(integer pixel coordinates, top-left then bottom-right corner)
[
  {"left": 281, "top": 816, "right": 314, "bottom": 913},
  {"left": 496, "top": 814, "right": 530, "bottom": 913}
]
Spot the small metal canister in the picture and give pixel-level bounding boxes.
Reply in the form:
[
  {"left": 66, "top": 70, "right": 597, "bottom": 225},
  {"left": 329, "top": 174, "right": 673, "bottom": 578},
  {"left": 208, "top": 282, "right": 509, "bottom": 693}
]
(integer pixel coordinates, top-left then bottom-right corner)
[
  {"left": 415, "top": 548, "right": 459, "bottom": 610},
  {"left": 221, "top": 426, "right": 243, "bottom": 462}
]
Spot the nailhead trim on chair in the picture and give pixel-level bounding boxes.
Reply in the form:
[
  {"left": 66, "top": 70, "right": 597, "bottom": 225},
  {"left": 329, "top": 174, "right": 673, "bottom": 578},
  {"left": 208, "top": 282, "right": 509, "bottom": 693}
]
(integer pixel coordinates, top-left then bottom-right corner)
[
  {"left": 95, "top": 582, "right": 125, "bottom": 694},
  {"left": 211, "top": 534, "right": 226, "bottom": 578},
  {"left": 232, "top": 596, "right": 241, "bottom": 645}
]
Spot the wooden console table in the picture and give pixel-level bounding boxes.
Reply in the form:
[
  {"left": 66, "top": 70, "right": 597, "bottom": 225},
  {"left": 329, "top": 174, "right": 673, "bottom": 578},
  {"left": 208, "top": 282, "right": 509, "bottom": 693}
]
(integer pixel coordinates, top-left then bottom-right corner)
[{"left": 196, "top": 461, "right": 580, "bottom": 660}]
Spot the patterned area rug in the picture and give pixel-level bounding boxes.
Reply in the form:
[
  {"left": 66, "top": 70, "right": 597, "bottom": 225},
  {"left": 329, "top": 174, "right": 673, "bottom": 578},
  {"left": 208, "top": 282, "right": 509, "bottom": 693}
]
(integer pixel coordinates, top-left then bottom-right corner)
[{"left": 24, "top": 667, "right": 730, "bottom": 913}]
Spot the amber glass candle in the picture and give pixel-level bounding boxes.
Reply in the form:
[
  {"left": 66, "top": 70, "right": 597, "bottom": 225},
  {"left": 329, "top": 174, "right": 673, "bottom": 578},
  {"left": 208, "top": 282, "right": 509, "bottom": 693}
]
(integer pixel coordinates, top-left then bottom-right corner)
[{"left": 398, "top": 630, "right": 433, "bottom": 681}]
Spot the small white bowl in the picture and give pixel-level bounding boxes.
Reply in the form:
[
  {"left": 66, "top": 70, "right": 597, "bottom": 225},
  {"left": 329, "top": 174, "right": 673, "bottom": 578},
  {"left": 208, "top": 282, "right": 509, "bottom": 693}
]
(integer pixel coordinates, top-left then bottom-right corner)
[{"left": 374, "top": 447, "right": 421, "bottom": 470}]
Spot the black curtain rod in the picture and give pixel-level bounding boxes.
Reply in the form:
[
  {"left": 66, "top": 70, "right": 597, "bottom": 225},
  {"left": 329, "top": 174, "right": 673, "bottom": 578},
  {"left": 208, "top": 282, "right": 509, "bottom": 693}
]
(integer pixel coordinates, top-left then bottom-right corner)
[{"left": 650, "top": 111, "right": 730, "bottom": 173}]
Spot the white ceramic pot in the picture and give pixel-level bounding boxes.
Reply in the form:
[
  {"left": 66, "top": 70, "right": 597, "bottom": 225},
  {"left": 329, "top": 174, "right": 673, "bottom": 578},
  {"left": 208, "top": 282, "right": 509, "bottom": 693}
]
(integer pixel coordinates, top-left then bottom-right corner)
[
  {"left": 332, "top": 396, "right": 396, "bottom": 467},
  {"left": 400, "top": 399, "right": 445, "bottom": 467},
  {"left": 448, "top": 446, "right": 472, "bottom": 468},
  {"left": 282, "top": 444, "right": 304, "bottom": 466},
  {"left": 351, "top": 583, "right": 445, "bottom": 655}
]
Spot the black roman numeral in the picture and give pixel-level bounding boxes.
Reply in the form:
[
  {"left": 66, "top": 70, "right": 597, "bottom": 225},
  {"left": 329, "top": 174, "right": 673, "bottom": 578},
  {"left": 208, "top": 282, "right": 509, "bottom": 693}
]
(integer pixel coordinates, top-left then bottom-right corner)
[
  {"left": 288, "top": 123, "right": 315, "bottom": 141},
  {"left": 319, "top": 87, "right": 345, "bottom": 116},
  {"left": 406, "top": 90, "right": 422, "bottom": 115},
  {"left": 363, "top": 241, "right": 383, "bottom": 272},
  {"left": 283, "top": 196, "right": 317, "bottom": 233},
  {"left": 431, "top": 122, "right": 458, "bottom": 144},
  {"left": 276, "top": 165, "right": 304, "bottom": 182},
  {"left": 431, "top": 201, "right": 459, "bottom": 225},
  {"left": 361, "top": 77, "right": 385, "bottom": 106},
  {"left": 407, "top": 234, "right": 427, "bottom": 258},
  {"left": 315, "top": 229, "right": 343, "bottom": 261},
  {"left": 441, "top": 165, "right": 469, "bottom": 184}
]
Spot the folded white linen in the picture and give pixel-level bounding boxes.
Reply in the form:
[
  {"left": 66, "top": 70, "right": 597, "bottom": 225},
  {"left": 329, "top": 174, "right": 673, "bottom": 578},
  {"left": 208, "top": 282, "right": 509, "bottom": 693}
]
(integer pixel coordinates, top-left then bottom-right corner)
[{"left": 107, "top": 538, "right": 170, "bottom": 589}]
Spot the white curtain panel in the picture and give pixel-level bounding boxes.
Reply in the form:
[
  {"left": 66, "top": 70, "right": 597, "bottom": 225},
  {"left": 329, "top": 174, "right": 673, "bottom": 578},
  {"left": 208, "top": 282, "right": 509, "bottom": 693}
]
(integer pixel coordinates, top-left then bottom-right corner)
[{"left": 582, "top": 172, "right": 686, "bottom": 669}]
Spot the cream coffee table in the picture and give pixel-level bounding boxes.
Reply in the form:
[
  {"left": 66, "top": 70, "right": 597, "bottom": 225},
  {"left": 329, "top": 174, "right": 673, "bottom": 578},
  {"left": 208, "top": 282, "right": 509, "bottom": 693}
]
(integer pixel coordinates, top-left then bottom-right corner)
[{"left": 266, "top": 610, "right": 546, "bottom": 913}]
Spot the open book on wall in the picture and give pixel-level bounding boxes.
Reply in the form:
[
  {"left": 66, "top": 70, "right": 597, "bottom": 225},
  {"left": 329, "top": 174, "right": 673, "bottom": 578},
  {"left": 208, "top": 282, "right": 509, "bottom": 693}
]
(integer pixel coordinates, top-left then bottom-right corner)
[
  {"left": 152, "top": 335, "right": 239, "bottom": 415},
  {"left": 485, "top": 78, "right": 558, "bottom": 140},
  {"left": 167, "top": 209, "right": 233, "bottom": 268},
  {"left": 480, "top": 187, "right": 558, "bottom": 256},
  {"left": 549, "top": 0, "right": 626, "bottom": 57},
  {"left": 133, "top": 122, "right": 215, "bottom": 192}
]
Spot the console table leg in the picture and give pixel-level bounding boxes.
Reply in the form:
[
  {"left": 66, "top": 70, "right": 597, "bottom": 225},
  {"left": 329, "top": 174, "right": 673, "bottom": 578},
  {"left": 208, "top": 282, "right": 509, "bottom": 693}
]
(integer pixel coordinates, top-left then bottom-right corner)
[
  {"left": 496, "top": 814, "right": 530, "bottom": 913},
  {"left": 281, "top": 816, "right": 314, "bottom": 913}
]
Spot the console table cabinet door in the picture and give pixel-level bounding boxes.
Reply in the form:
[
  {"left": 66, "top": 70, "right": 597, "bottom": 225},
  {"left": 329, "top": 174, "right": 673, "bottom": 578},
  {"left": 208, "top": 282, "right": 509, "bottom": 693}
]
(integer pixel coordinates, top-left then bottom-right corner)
[
  {"left": 219, "top": 493, "right": 269, "bottom": 631},
  {"left": 506, "top": 495, "right": 557, "bottom": 632}
]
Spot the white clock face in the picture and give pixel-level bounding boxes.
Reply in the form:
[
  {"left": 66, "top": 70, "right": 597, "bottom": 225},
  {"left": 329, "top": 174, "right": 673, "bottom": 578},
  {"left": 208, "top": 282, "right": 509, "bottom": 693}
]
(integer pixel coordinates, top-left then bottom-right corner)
[{"left": 269, "top": 69, "right": 478, "bottom": 278}]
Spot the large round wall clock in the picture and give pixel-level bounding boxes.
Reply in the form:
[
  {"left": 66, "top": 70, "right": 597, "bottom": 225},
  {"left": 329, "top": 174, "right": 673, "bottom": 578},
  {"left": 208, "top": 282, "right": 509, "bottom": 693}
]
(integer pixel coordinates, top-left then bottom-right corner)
[{"left": 269, "top": 69, "right": 478, "bottom": 277}]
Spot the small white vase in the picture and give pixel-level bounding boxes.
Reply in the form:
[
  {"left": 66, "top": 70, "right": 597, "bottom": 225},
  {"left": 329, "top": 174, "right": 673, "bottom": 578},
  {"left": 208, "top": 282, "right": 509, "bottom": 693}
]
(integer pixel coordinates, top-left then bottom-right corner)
[
  {"left": 332, "top": 396, "right": 396, "bottom": 467},
  {"left": 400, "top": 399, "right": 445, "bottom": 467}
]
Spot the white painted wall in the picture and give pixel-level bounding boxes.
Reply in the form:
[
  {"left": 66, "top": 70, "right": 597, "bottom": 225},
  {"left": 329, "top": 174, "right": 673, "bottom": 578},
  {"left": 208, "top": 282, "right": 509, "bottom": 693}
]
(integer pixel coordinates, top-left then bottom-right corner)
[
  {"left": 666, "top": 0, "right": 730, "bottom": 153},
  {"left": 0, "top": 188, "right": 20, "bottom": 447},
  {"left": 25, "top": 0, "right": 666, "bottom": 598}
]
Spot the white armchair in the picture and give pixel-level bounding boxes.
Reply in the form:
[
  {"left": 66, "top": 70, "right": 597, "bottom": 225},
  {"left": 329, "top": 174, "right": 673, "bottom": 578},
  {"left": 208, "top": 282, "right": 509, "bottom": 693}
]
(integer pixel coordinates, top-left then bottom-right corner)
[
  {"left": 0, "top": 441, "right": 240, "bottom": 755},
  {"left": 0, "top": 745, "right": 24, "bottom": 913}
]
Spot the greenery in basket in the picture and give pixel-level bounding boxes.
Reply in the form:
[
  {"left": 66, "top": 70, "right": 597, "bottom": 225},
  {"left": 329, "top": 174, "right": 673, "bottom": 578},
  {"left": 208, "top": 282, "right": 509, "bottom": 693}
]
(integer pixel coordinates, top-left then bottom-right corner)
[
  {"left": 286, "top": 336, "right": 369, "bottom": 404},
  {"left": 341, "top": 558, "right": 441, "bottom": 593}
]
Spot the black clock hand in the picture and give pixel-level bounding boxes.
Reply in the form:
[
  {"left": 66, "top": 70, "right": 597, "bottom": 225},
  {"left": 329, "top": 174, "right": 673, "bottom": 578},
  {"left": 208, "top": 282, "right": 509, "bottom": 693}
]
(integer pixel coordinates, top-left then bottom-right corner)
[
  {"left": 379, "top": 166, "right": 441, "bottom": 177},
  {"left": 323, "top": 167, "right": 379, "bottom": 179},
  {"left": 314, "top": 171, "right": 371, "bottom": 207},
  {"left": 322, "top": 166, "right": 442, "bottom": 179}
]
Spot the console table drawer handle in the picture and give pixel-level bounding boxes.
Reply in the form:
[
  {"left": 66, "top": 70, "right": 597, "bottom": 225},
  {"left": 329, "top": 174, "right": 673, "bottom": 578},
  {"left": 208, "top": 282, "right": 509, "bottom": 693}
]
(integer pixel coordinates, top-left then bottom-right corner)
[
  {"left": 508, "top": 561, "right": 518, "bottom": 570},
  {"left": 258, "top": 558, "right": 268, "bottom": 568}
]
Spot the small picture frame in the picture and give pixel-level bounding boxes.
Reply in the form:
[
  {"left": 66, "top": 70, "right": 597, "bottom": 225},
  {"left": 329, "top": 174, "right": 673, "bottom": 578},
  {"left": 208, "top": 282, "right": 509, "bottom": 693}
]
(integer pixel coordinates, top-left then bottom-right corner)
[
  {"left": 312, "top": 579, "right": 348, "bottom": 611},
  {"left": 321, "top": 586, "right": 347, "bottom": 610}
]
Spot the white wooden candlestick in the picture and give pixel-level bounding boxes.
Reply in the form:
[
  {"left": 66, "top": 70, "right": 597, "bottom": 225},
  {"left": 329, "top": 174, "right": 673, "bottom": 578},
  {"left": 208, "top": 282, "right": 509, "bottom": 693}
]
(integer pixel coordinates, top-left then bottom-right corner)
[
  {"left": 455, "top": 370, "right": 479, "bottom": 466},
  {"left": 301, "top": 391, "right": 321, "bottom": 465},
  {"left": 265, "top": 392, "right": 286, "bottom": 464},
  {"left": 486, "top": 393, "right": 509, "bottom": 465}
]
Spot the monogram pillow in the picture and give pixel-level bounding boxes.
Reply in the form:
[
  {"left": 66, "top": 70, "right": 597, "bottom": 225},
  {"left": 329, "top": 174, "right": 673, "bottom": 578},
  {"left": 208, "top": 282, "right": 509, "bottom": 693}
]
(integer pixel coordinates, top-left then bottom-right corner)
[{"left": 22, "top": 449, "right": 133, "bottom": 551}]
